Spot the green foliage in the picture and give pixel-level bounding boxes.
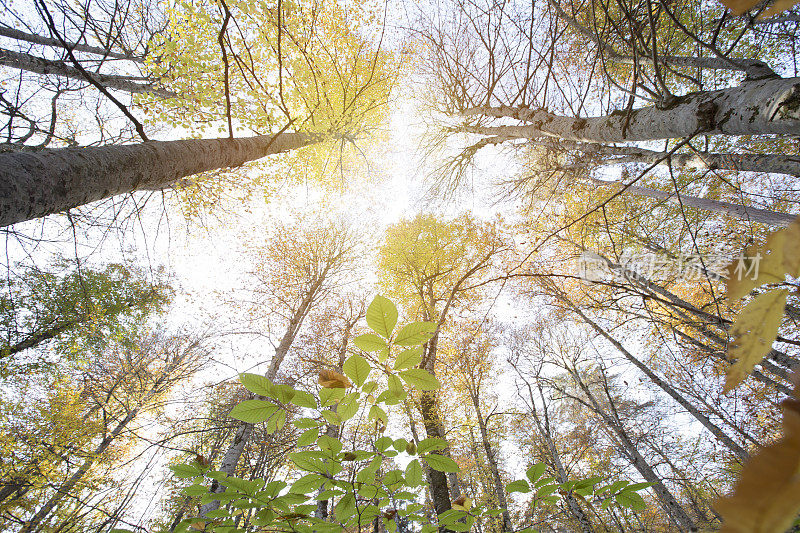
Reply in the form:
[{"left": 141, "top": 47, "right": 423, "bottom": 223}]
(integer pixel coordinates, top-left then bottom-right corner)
[
  {"left": 0, "top": 259, "right": 172, "bottom": 374},
  {"left": 169, "top": 296, "right": 644, "bottom": 532}
]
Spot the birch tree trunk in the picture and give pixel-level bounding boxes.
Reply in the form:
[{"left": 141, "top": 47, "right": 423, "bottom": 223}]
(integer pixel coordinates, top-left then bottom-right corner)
[
  {"left": 460, "top": 76, "right": 800, "bottom": 142},
  {"left": 557, "top": 293, "right": 750, "bottom": 462},
  {"left": 0, "top": 132, "right": 318, "bottom": 227},
  {"left": 587, "top": 176, "right": 796, "bottom": 226},
  {"left": 533, "top": 140, "right": 800, "bottom": 177},
  {"left": 568, "top": 371, "right": 696, "bottom": 532},
  {"left": 0, "top": 26, "right": 142, "bottom": 61},
  {"left": 519, "top": 380, "right": 595, "bottom": 532},
  {"left": 0, "top": 47, "right": 168, "bottom": 95}
]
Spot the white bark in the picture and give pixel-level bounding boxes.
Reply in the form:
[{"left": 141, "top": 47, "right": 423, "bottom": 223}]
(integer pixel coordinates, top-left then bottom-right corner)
[
  {"left": 0, "top": 47, "right": 170, "bottom": 96},
  {"left": 588, "top": 176, "right": 796, "bottom": 226},
  {"left": 533, "top": 140, "right": 800, "bottom": 177},
  {"left": 460, "top": 76, "right": 800, "bottom": 142},
  {"left": 0, "top": 25, "right": 142, "bottom": 61},
  {"left": 0, "top": 132, "right": 318, "bottom": 227}
]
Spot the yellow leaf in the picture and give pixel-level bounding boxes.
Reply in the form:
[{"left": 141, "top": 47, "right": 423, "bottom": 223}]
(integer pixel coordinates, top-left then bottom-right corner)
[
  {"left": 715, "top": 402, "right": 800, "bottom": 532},
  {"left": 452, "top": 496, "right": 473, "bottom": 511},
  {"left": 727, "top": 216, "right": 800, "bottom": 301},
  {"left": 759, "top": 0, "right": 800, "bottom": 18},
  {"left": 724, "top": 289, "right": 788, "bottom": 393},
  {"left": 318, "top": 369, "right": 352, "bottom": 389}
]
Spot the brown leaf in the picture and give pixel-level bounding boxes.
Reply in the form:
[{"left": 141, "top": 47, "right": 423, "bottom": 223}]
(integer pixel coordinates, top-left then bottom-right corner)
[
  {"left": 724, "top": 289, "right": 789, "bottom": 393},
  {"left": 718, "top": 0, "right": 759, "bottom": 14},
  {"left": 318, "top": 369, "right": 352, "bottom": 389},
  {"left": 714, "top": 405, "right": 800, "bottom": 532},
  {"left": 759, "top": 0, "right": 800, "bottom": 18}
]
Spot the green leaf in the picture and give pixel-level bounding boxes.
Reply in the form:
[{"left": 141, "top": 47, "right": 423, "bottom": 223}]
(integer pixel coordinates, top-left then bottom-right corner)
[
  {"left": 294, "top": 417, "right": 321, "bottom": 429},
  {"left": 573, "top": 476, "right": 604, "bottom": 490},
  {"left": 229, "top": 400, "right": 277, "bottom": 423},
  {"left": 182, "top": 484, "right": 207, "bottom": 496},
  {"left": 627, "top": 482, "right": 654, "bottom": 492},
  {"left": 616, "top": 491, "right": 646, "bottom": 511},
  {"left": 394, "top": 347, "right": 422, "bottom": 370},
  {"left": 399, "top": 369, "right": 440, "bottom": 391},
  {"left": 536, "top": 484, "right": 558, "bottom": 497},
  {"left": 405, "top": 459, "right": 423, "bottom": 486},
  {"left": 526, "top": 463, "right": 547, "bottom": 483},
  {"left": 368, "top": 405, "right": 388, "bottom": 426},
  {"left": 291, "top": 390, "right": 317, "bottom": 409},
  {"left": 335, "top": 493, "right": 357, "bottom": 521},
  {"left": 319, "top": 387, "right": 346, "bottom": 407},
  {"left": 387, "top": 374, "right": 406, "bottom": 401},
  {"left": 417, "top": 437, "right": 448, "bottom": 455},
  {"left": 239, "top": 373, "right": 274, "bottom": 397},
  {"left": 343, "top": 354, "right": 371, "bottom": 387},
  {"left": 291, "top": 474, "right": 326, "bottom": 494},
  {"left": 318, "top": 434, "right": 343, "bottom": 454},
  {"left": 506, "top": 479, "right": 531, "bottom": 494},
  {"left": 376, "top": 436, "right": 394, "bottom": 452},
  {"left": 170, "top": 464, "right": 201, "bottom": 478},
  {"left": 337, "top": 394, "right": 359, "bottom": 421},
  {"left": 322, "top": 410, "right": 341, "bottom": 425},
  {"left": 354, "top": 333, "right": 387, "bottom": 352},
  {"left": 266, "top": 408, "right": 287, "bottom": 434},
  {"left": 298, "top": 428, "right": 319, "bottom": 446},
  {"left": 394, "top": 322, "right": 437, "bottom": 346},
  {"left": 423, "top": 454, "right": 459, "bottom": 473},
  {"left": 366, "top": 295, "right": 398, "bottom": 338}
]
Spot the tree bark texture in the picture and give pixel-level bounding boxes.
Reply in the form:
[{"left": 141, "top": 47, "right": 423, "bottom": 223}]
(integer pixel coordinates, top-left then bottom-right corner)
[
  {"left": 588, "top": 176, "right": 796, "bottom": 226},
  {"left": 460, "top": 76, "right": 800, "bottom": 142},
  {"left": 0, "top": 47, "right": 167, "bottom": 95},
  {"left": 0, "top": 26, "right": 142, "bottom": 61},
  {"left": 0, "top": 132, "right": 318, "bottom": 227}
]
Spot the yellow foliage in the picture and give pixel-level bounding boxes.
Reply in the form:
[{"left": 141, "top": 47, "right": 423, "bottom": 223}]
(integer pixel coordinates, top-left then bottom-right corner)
[{"left": 724, "top": 289, "right": 788, "bottom": 393}]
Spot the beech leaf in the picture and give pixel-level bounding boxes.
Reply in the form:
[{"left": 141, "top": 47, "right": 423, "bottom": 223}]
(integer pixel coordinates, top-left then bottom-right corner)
[
  {"left": 715, "top": 402, "right": 800, "bottom": 532},
  {"left": 724, "top": 289, "right": 788, "bottom": 393}
]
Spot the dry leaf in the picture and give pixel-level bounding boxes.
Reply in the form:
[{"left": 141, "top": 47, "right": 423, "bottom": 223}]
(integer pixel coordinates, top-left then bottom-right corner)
[
  {"left": 759, "top": 0, "right": 800, "bottom": 18},
  {"left": 725, "top": 289, "right": 788, "bottom": 393},
  {"left": 718, "top": 0, "right": 760, "bottom": 15},
  {"left": 452, "top": 495, "right": 473, "bottom": 511},
  {"left": 727, "top": 217, "right": 800, "bottom": 301},
  {"left": 715, "top": 401, "right": 800, "bottom": 532},
  {"left": 318, "top": 369, "right": 352, "bottom": 389},
  {"left": 717, "top": 0, "right": 800, "bottom": 16}
]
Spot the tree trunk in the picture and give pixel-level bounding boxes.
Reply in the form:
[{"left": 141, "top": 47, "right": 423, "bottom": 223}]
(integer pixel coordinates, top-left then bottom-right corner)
[
  {"left": 0, "top": 26, "right": 142, "bottom": 61},
  {"left": 469, "top": 393, "right": 512, "bottom": 532},
  {"left": 569, "top": 371, "right": 696, "bottom": 532},
  {"left": 0, "top": 47, "right": 168, "bottom": 95},
  {"left": 535, "top": 140, "right": 800, "bottom": 177},
  {"left": 199, "top": 271, "right": 328, "bottom": 516},
  {"left": 0, "top": 132, "right": 318, "bottom": 227},
  {"left": 460, "top": 76, "right": 800, "bottom": 141},
  {"left": 520, "top": 380, "right": 595, "bottom": 532},
  {"left": 558, "top": 293, "right": 750, "bottom": 462},
  {"left": 19, "top": 370, "right": 168, "bottom": 533},
  {"left": 587, "top": 176, "right": 796, "bottom": 226}
]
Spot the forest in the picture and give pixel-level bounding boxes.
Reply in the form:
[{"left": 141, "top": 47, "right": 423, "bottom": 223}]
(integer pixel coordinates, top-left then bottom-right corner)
[{"left": 0, "top": 0, "right": 799, "bottom": 531}]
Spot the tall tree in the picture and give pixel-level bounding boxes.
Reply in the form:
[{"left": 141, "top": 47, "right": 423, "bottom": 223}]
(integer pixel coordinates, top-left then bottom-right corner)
[
  {"left": 378, "top": 213, "right": 507, "bottom": 516},
  {"left": 200, "top": 218, "right": 361, "bottom": 515}
]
